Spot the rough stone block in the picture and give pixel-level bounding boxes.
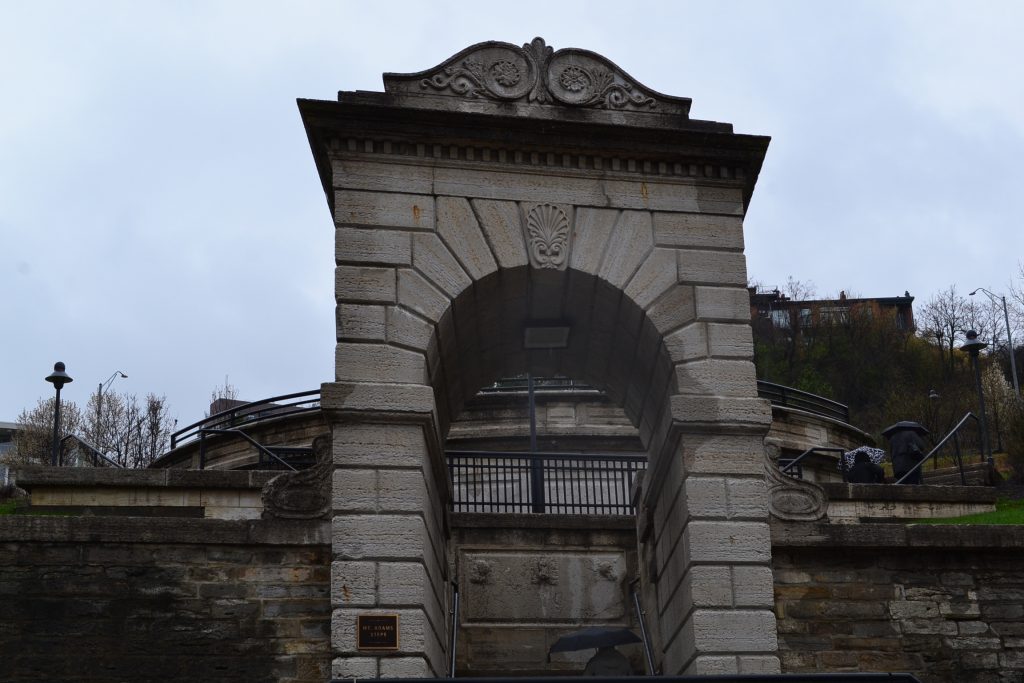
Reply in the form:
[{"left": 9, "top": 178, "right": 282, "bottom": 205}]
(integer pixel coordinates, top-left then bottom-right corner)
[
  {"left": 738, "top": 655, "right": 781, "bottom": 673},
  {"left": 324, "top": 380, "right": 436, "bottom": 415},
  {"left": 413, "top": 233, "right": 472, "bottom": 298},
  {"left": 335, "top": 190, "right": 435, "bottom": 231},
  {"left": 645, "top": 284, "right": 696, "bottom": 335},
  {"left": 625, "top": 247, "right": 677, "bottom": 309},
  {"left": 331, "top": 561, "right": 377, "bottom": 607},
  {"left": 653, "top": 212, "right": 744, "bottom": 250},
  {"left": 725, "top": 477, "right": 769, "bottom": 520},
  {"left": 694, "top": 286, "right": 750, "bottom": 322},
  {"left": 685, "top": 521, "right": 771, "bottom": 564},
  {"left": 377, "top": 469, "right": 429, "bottom": 513},
  {"left": 732, "top": 566, "right": 775, "bottom": 608},
  {"left": 332, "top": 423, "right": 427, "bottom": 468},
  {"left": 688, "top": 656, "right": 738, "bottom": 674},
  {"left": 332, "top": 607, "right": 432, "bottom": 656},
  {"left": 336, "top": 266, "right": 396, "bottom": 304},
  {"left": 470, "top": 199, "right": 528, "bottom": 268},
  {"left": 707, "top": 322, "right": 754, "bottom": 359},
  {"left": 332, "top": 158, "right": 435, "bottom": 195},
  {"left": 386, "top": 306, "right": 434, "bottom": 351},
  {"left": 599, "top": 210, "right": 653, "bottom": 288},
  {"left": 336, "top": 227, "right": 412, "bottom": 266},
  {"left": 436, "top": 196, "right": 498, "bottom": 281},
  {"left": 677, "top": 249, "right": 748, "bottom": 286},
  {"left": 674, "top": 431, "right": 768, "bottom": 477},
  {"left": 690, "top": 609, "right": 778, "bottom": 652},
  {"left": 333, "top": 469, "right": 378, "bottom": 513},
  {"left": 663, "top": 322, "right": 708, "bottom": 364},
  {"left": 377, "top": 562, "right": 429, "bottom": 607},
  {"left": 674, "top": 359, "right": 758, "bottom": 398},
  {"left": 569, "top": 207, "right": 618, "bottom": 275},
  {"left": 336, "top": 343, "right": 427, "bottom": 384},
  {"left": 670, "top": 395, "right": 771, "bottom": 429},
  {"left": 689, "top": 565, "right": 734, "bottom": 607},
  {"left": 337, "top": 304, "right": 386, "bottom": 342},
  {"left": 398, "top": 268, "right": 450, "bottom": 323},
  {"left": 332, "top": 514, "right": 425, "bottom": 561},
  {"left": 379, "top": 656, "right": 434, "bottom": 678},
  {"left": 331, "top": 656, "right": 379, "bottom": 678},
  {"left": 684, "top": 477, "right": 728, "bottom": 518}
]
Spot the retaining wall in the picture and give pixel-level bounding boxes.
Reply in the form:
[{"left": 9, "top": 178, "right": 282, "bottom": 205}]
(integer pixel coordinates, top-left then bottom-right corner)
[{"left": 0, "top": 516, "right": 330, "bottom": 683}]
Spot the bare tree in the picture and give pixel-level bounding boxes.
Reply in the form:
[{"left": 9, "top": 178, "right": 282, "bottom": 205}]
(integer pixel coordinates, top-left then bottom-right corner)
[
  {"left": 784, "top": 276, "right": 817, "bottom": 301},
  {"left": 918, "top": 286, "right": 972, "bottom": 376},
  {"left": 5, "top": 399, "right": 85, "bottom": 466}
]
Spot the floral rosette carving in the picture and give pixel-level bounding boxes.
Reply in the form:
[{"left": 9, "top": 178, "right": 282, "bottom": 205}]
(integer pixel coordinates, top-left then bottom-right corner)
[
  {"left": 525, "top": 203, "right": 571, "bottom": 270},
  {"left": 385, "top": 38, "right": 687, "bottom": 115}
]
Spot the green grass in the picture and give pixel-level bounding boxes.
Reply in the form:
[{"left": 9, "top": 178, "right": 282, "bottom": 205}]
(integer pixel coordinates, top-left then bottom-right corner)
[
  {"left": 916, "top": 497, "right": 1024, "bottom": 525},
  {"left": 0, "top": 500, "right": 19, "bottom": 515}
]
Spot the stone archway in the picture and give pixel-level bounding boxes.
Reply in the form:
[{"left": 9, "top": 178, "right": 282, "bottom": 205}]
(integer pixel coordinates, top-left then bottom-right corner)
[{"left": 300, "top": 37, "right": 777, "bottom": 678}]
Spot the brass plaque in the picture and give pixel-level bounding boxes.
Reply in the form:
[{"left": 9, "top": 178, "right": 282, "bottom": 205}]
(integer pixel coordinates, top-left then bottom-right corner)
[{"left": 357, "top": 614, "right": 400, "bottom": 650}]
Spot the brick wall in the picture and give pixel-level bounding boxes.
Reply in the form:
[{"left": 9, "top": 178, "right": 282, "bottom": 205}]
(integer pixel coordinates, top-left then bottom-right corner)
[
  {"left": 773, "top": 523, "right": 1024, "bottom": 682},
  {"left": 0, "top": 516, "right": 330, "bottom": 682}
]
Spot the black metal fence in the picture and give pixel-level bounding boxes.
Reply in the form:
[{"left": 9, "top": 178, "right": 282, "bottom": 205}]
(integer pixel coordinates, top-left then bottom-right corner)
[{"left": 447, "top": 450, "right": 646, "bottom": 515}]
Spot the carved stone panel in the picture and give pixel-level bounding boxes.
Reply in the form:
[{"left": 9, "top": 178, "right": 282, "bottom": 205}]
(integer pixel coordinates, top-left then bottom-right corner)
[
  {"left": 764, "top": 441, "right": 828, "bottom": 522},
  {"left": 523, "top": 202, "right": 572, "bottom": 270},
  {"left": 384, "top": 37, "right": 691, "bottom": 116}
]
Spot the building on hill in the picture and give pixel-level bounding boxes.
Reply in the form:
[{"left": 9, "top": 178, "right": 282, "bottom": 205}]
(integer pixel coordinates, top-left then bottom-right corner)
[{"left": 749, "top": 287, "right": 916, "bottom": 332}]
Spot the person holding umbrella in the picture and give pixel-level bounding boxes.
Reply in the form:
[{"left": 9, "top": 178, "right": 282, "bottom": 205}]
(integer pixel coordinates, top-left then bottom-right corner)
[{"left": 883, "top": 421, "right": 930, "bottom": 485}]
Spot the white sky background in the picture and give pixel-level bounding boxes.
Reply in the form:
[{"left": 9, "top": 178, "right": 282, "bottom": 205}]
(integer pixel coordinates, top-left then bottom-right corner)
[{"left": 2, "top": 1, "right": 1023, "bottom": 427}]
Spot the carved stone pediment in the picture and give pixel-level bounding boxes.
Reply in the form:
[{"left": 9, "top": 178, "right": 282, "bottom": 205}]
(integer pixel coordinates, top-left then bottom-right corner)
[
  {"left": 764, "top": 441, "right": 828, "bottom": 522},
  {"left": 262, "top": 434, "right": 332, "bottom": 520},
  {"left": 383, "top": 37, "right": 691, "bottom": 116}
]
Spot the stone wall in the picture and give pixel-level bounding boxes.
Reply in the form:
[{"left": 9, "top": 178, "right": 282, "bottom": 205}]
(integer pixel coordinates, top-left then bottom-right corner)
[
  {"left": 450, "top": 513, "right": 642, "bottom": 676},
  {"left": 772, "top": 522, "right": 1024, "bottom": 682},
  {"left": 0, "top": 516, "right": 330, "bottom": 683}
]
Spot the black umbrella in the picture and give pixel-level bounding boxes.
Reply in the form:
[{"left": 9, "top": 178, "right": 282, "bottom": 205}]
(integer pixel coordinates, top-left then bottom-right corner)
[
  {"left": 882, "top": 421, "right": 930, "bottom": 438},
  {"left": 549, "top": 627, "right": 642, "bottom": 654}
]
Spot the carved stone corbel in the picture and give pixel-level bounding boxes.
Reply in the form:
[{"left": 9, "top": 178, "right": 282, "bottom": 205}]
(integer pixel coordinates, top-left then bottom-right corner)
[
  {"left": 764, "top": 440, "right": 828, "bottom": 522},
  {"left": 261, "top": 434, "right": 332, "bottom": 520}
]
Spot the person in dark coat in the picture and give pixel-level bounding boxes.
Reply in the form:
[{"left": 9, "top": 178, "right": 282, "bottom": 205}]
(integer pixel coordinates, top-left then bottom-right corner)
[
  {"left": 847, "top": 450, "right": 885, "bottom": 483},
  {"left": 889, "top": 428, "right": 927, "bottom": 484}
]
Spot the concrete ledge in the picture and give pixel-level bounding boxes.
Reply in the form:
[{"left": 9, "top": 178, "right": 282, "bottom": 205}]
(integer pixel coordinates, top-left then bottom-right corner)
[
  {"left": 822, "top": 482, "right": 998, "bottom": 503},
  {"left": 12, "top": 465, "right": 277, "bottom": 489},
  {"left": 0, "top": 515, "right": 330, "bottom": 545},
  {"left": 772, "top": 521, "right": 1024, "bottom": 549},
  {"left": 450, "top": 512, "right": 635, "bottom": 531}
]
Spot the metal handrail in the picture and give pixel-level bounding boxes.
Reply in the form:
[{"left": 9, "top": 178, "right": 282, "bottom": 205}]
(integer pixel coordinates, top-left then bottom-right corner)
[
  {"left": 198, "top": 428, "right": 298, "bottom": 471},
  {"left": 170, "top": 389, "right": 321, "bottom": 449},
  {"left": 779, "top": 447, "right": 848, "bottom": 480},
  {"left": 448, "top": 582, "right": 460, "bottom": 678},
  {"left": 58, "top": 434, "right": 123, "bottom": 468},
  {"left": 895, "top": 412, "right": 980, "bottom": 485},
  {"left": 757, "top": 381, "right": 850, "bottom": 423}
]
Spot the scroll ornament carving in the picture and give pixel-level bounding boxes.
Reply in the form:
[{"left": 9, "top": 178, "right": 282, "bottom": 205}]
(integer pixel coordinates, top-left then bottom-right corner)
[
  {"left": 525, "top": 203, "right": 570, "bottom": 270},
  {"left": 261, "top": 434, "right": 332, "bottom": 520},
  {"left": 384, "top": 37, "right": 690, "bottom": 115},
  {"left": 764, "top": 441, "right": 828, "bottom": 522}
]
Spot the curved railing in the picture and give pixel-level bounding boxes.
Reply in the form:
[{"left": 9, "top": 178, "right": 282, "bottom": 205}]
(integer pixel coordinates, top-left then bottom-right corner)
[
  {"left": 169, "top": 389, "right": 321, "bottom": 450},
  {"left": 169, "top": 380, "right": 851, "bottom": 452},
  {"left": 756, "top": 381, "right": 850, "bottom": 423}
]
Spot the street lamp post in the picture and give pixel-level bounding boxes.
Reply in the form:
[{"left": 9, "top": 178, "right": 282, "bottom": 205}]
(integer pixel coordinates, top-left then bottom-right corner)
[
  {"left": 44, "top": 362, "right": 74, "bottom": 466},
  {"left": 970, "top": 287, "right": 1020, "bottom": 398},
  {"left": 96, "top": 370, "right": 127, "bottom": 449},
  {"left": 962, "top": 330, "right": 993, "bottom": 465}
]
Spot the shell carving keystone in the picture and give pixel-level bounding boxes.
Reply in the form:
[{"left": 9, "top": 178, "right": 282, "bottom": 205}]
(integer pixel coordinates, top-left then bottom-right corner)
[{"left": 524, "top": 203, "right": 571, "bottom": 270}]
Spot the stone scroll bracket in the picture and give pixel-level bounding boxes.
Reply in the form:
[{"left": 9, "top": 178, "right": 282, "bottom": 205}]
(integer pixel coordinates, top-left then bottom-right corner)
[{"left": 382, "top": 37, "right": 692, "bottom": 117}]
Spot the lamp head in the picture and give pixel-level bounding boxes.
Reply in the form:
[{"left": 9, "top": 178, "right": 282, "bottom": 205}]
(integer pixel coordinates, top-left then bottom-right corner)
[
  {"left": 45, "top": 362, "right": 74, "bottom": 390},
  {"left": 961, "top": 329, "right": 988, "bottom": 356}
]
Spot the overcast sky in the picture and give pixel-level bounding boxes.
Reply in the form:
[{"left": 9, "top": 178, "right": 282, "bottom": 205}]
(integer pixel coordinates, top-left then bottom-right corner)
[{"left": 3, "top": 1, "right": 1023, "bottom": 427}]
